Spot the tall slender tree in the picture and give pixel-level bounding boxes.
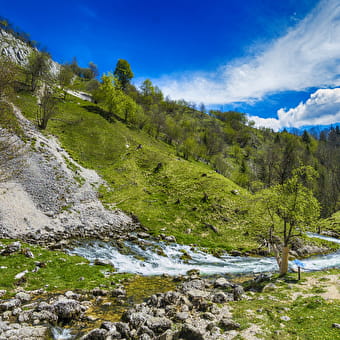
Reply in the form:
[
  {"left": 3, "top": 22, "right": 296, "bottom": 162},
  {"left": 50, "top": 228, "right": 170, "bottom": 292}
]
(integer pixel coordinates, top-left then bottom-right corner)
[{"left": 113, "top": 59, "right": 134, "bottom": 91}]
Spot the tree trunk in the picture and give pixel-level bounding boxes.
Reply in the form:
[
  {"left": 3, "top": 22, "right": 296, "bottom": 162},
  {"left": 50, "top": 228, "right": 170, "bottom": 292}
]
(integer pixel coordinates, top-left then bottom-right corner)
[{"left": 280, "top": 246, "right": 289, "bottom": 275}]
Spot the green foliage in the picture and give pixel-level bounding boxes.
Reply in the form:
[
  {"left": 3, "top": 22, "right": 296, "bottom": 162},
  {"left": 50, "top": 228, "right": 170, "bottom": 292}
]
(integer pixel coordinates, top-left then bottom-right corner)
[
  {"left": 69, "top": 57, "right": 98, "bottom": 80},
  {"left": 0, "top": 101, "right": 22, "bottom": 136},
  {"left": 257, "top": 166, "right": 320, "bottom": 243},
  {"left": 98, "top": 73, "right": 141, "bottom": 123},
  {"left": 25, "top": 50, "right": 51, "bottom": 91},
  {"left": 13, "top": 92, "right": 257, "bottom": 251},
  {"left": 231, "top": 269, "right": 340, "bottom": 340},
  {"left": 0, "top": 55, "right": 19, "bottom": 98},
  {"left": 58, "top": 64, "right": 74, "bottom": 98},
  {"left": 114, "top": 59, "right": 134, "bottom": 91},
  {"left": 255, "top": 166, "right": 320, "bottom": 274}
]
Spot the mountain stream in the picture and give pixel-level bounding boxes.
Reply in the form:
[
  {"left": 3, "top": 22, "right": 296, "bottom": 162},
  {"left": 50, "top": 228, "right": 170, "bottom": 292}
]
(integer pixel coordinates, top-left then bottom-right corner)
[{"left": 69, "top": 233, "right": 340, "bottom": 276}]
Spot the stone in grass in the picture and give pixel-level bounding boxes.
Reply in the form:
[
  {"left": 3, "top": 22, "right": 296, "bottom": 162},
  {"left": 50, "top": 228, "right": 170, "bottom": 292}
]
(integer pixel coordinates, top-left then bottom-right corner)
[
  {"left": 280, "top": 316, "right": 291, "bottom": 322},
  {"left": 263, "top": 283, "right": 278, "bottom": 292},
  {"left": 0, "top": 241, "right": 21, "bottom": 255},
  {"left": 332, "top": 323, "right": 340, "bottom": 329},
  {"left": 219, "top": 318, "right": 241, "bottom": 331}
]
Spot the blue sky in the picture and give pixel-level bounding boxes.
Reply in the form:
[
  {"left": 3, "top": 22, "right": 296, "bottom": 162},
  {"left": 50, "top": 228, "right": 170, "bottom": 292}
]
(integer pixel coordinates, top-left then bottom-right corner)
[{"left": 1, "top": 0, "right": 340, "bottom": 130}]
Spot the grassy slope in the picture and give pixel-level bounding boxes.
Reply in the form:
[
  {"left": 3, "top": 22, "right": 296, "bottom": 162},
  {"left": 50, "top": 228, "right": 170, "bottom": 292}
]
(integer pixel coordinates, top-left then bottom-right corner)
[
  {"left": 231, "top": 269, "right": 340, "bottom": 340},
  {"left": 0, "top": 239, "right": 127, "bottom": 294},
  {"left": 13, "top": 93, "right": 257, "bottom": 251}
]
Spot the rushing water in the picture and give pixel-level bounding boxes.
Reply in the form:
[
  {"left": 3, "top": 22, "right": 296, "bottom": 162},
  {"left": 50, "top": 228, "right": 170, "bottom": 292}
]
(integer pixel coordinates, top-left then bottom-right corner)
[
  {"left": 69, "top": 233, "right": 340, "bottom": 276},
  {"left": 51, "top": 327, "right": 74, "bottom": 340}
]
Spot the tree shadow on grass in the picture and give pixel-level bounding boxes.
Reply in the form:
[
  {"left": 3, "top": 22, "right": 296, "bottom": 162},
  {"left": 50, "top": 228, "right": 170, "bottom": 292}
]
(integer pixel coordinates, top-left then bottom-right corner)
[{"left": 82, "top": 105, "right": 124, "bottom": 123}]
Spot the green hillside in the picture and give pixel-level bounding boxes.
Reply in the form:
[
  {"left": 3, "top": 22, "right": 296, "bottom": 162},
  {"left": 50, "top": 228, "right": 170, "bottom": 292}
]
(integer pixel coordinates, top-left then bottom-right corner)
[{"left": 14, "top": 93, "right": 257, "bottom": 251}]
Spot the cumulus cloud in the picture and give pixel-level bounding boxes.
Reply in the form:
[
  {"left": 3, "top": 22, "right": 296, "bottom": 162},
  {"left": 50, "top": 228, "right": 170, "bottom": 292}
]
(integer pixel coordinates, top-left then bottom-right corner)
[
  {"left": 248, "top": 88, "right": 340, "bottom": 131},
  {"left": 156, "top": 0, "right": 340, "bottom": 104}
]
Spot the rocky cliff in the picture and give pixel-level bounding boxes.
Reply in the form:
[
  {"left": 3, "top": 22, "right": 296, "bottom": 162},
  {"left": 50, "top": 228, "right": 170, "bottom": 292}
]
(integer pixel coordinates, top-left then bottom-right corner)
[
  {"left": 0, "top": 102, "right": 137, "bottom": 243},
  {"left": 0, "top": 28, "right": 59, "bottom": 75}
]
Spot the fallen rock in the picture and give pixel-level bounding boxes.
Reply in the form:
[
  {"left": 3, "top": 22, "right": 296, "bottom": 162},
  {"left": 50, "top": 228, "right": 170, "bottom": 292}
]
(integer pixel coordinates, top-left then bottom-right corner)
[
  {"left": 52, "top": 298, "right": 82, "bottom": 323},
  {"left": 0, "top": 299, "right": 21, "bottom": 311},
  {"left": 219, "top": 318, "right": 240, "bottom": 331},
  {"left": 214, "top": 277, "right": 230, "bottom": 288},
  {"left": 15, "top": 292, "right": 31, "bottom": 303},
  {"left": 146, "top": 317, "right": 172, "bottom": 333},
  {"left": 0, "top": 241, "right": 21, "bottom": 255}
]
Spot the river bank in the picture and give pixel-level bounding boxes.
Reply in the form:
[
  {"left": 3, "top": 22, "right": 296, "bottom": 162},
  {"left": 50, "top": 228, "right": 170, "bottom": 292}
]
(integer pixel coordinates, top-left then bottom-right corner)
[
  {"left": 0, "top": 265, "right": 339, "bottom": 339},
  {"left": 0, "top": 236, "right": 340, "bottom": 339}
]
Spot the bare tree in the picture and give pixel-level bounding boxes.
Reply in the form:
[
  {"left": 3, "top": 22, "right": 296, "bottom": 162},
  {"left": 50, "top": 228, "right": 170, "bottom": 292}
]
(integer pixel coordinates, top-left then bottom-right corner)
[
  {"left": 0, "top": 56, "right": 18, "bottom": 98},
  {"left": 0, "top": 128, "right": 25, "bottom": 182},
  {"left": 36, "top": 86, "right": 58, "bottom": 129}
]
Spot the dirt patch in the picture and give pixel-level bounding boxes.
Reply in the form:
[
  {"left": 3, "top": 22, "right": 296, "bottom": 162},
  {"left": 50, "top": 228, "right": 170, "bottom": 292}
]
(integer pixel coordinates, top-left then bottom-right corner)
[{"left": 291, "top": 274, "right": 340, "bottom": 301}]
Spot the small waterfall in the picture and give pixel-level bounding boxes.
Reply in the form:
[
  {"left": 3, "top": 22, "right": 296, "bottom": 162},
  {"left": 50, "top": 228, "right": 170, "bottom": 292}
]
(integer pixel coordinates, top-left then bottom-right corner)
[
  {"left": 69, "top": 233, "right": 340, "bottom": 276},
  {"left": 51, "top": 327, "right": 74, "bottom": 340}
]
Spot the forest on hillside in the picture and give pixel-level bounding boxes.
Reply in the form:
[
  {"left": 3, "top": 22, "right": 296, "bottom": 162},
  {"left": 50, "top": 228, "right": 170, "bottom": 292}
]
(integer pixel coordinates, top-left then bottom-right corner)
[{"left": 0, "top": 35, "right": 339, "bottom": 220}]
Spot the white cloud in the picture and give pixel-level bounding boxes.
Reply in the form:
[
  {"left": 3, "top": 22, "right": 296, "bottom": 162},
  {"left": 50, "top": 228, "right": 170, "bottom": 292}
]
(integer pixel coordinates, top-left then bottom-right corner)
[
  {"left": 248, "top": 88, "right": 340, "bottom": 131},
  {"left": 156, "top": 0, "right": 340, "bottom": 104}
]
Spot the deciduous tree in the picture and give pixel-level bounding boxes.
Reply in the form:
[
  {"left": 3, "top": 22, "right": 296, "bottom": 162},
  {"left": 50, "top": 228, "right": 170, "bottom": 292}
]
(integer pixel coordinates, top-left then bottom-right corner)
[
  {"left": 36, "top": 87, "right": 58, "bottom": 129},
  {"left": 256, "top": 166, "right": 320, "bottom": 275},
  {"left": 25, "top": 51, "right": 50, "bottom": 92}
]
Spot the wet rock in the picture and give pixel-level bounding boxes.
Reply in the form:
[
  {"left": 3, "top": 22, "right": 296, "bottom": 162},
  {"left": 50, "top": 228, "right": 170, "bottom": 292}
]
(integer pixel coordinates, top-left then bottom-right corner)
[
  {"left": 124, "top": 312, "right": 147, "bottom": 328},
  {"left": 146, "top": 317, "right": 172, "bottom": 333},
  {"left": 164, "top": 235, "right": 176, "bottom": 243},
  {"left": 94, "top": 258, "right": 112, "bottom": 266},
  {"left": 52, "top": 298, "right": 82, "bottom": 323},
  {"left": 138, "top": 232, "right": 150, "bottom": 239},
  {"left": 115, "top": 322, "right": 130, "bottom": 338},
  {"left": 0, "top": 290, "right": 7, "bottom": 298},
  {"left": 111, "top": 287, "right": 126, "bottom": 297},
  {"left": 138, "top": 325, "right": 155, "bottom": 338},
  {"left": 0, "top": 323, "right": 48, "bottom": 339},
  {"left": 81, "top": 328, "right": 107, "bottom": 339}
]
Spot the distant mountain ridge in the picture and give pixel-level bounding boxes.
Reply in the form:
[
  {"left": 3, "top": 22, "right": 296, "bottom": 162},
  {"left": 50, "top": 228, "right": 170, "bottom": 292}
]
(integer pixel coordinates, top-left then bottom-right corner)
[{"left": 283, "top": 123, "right": 340, "bottom": 138}]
